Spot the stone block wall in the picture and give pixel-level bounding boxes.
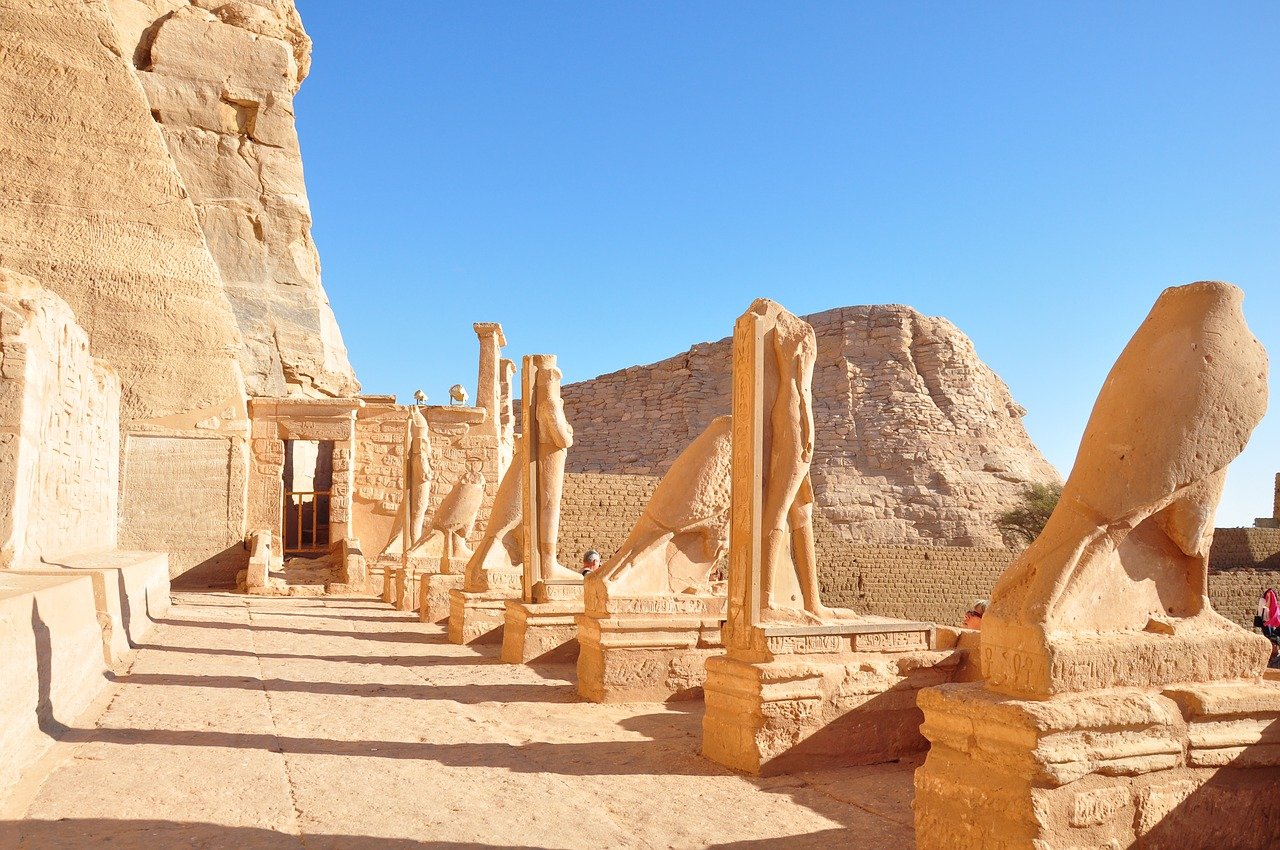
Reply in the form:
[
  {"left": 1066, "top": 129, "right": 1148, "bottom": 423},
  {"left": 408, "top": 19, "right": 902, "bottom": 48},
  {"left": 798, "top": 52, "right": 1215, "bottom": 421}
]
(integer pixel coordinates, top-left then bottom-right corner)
[
  {"left": 557, "top": 473, "right": 661, "bottom": 565},
  {"left": 353, "top": 404, "right": 500, "bottom": 561},
  {"left": 1208, "top": 527, "right": 1280, "bottom": 628},
  {"left": 0, "top": 273, "right": 120, "bottom": 567}
]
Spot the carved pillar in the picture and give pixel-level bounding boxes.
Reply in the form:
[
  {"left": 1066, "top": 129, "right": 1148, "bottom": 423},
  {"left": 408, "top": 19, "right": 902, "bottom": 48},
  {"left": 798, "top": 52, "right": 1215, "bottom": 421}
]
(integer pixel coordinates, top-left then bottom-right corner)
[{"left": 473, "top": 322, "right": 506, "bottom": 430}]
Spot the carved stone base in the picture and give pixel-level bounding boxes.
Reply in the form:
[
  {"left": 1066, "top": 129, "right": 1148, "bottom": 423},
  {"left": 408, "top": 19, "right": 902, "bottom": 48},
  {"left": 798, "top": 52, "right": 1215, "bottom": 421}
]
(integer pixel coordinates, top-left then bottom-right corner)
[
  {"left": 393, "top": 555, "right": 444, "bottom": 612},
  {"left": 447, "top": 589, "right": 513, "bottom": 645},
  {"left": 914, "top": 680, "right": 1280, "bottom": 849},
  {"left": 576, "top": 594, "right": 726, "bottom": 703},
  {"left": 500, "top": 598, "right": 584, "bottom": 664},
  {"left": 702, "top": 620, "right": 957, "bottom": 775},
  {"left": 420, "top": 573, "right": 464, "bottom": 623}
]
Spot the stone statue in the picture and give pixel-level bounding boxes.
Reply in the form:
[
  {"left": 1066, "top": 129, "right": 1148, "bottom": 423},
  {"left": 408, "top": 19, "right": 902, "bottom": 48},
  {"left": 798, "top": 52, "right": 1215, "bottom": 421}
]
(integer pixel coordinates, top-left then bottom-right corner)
[
  {"left": 409, "top": 404, "right": 433, "bottom": 543},
  {"left": 748, "top": 299, "right": 845, "bottom": 622},
  {"left": 531, "top": 360, "right": 580, "bottom": 582},
  {"left": 595, "top": 415, "right": 732, "bottom": 597},
  {"left": 462, "top": 440, "right": 524, "bottom": 592},
  {"left": 409, "top": 467, "right": 486, "bottom": 564},
  {"left": 983, "top": 281, "right": 1269, "bottom": 696}
]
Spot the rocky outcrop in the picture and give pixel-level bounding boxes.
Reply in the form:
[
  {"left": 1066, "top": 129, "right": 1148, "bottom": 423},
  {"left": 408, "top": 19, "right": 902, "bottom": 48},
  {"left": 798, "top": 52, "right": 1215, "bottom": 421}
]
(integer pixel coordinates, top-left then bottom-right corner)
[
  {"left": 0, "top": 0, "right": 247, "bottom": 426},
  {"left": 558, "top": 304, "right": 1062, "bottom": 548},
  {"left": 109, "top": 0, "right": 359, "bottom": 398}
]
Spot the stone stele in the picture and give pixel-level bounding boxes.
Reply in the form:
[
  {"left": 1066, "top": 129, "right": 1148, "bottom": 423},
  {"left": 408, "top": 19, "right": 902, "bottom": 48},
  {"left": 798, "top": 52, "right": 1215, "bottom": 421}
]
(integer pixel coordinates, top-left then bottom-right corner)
[
  {"left": 701, "top": 299, "right": 959, "bottom": 775},
  {"left": 577, "top": 415, "right": 732, "bottom": 702},
  {"left": 915, "top": 281, "right": 1280, "bottom": 849}
]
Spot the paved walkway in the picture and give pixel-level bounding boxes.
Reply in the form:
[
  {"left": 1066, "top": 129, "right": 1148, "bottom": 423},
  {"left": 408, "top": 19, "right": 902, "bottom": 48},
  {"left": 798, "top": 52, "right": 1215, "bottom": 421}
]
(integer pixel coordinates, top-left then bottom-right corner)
[{"left": 1, "top": 593, "right": 916, "bottom": 849}]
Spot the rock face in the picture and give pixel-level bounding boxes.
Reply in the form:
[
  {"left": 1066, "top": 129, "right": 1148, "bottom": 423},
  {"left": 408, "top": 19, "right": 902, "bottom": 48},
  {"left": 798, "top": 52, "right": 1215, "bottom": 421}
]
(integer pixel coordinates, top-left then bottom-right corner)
[
  {"left": 109, "top": 0, "right": 359, "bottom": 398},
  {"left": 0, "top": 0, "right": 248, "bottom": 426},
  {"left": 559, "top": 304, "right": 1061, "bottom": 548}
]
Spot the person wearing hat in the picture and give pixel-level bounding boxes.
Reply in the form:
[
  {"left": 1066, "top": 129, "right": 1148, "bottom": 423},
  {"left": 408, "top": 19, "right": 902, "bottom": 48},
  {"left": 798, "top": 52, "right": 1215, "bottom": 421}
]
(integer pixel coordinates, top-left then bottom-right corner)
[
  {"left": 962, "top": 599, "right": 987, "bottom": 631},
  {"left": 581, "top": 549, "right": 602, "bottom": 576}
]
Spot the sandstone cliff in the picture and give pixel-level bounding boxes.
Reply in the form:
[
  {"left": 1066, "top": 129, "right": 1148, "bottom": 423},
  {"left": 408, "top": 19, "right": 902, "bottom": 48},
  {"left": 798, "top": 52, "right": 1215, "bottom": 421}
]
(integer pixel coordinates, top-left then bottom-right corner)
[
  {"left": 559, "top": 305, "right": 1062, "bottom": 548},
  {"left": 109, "top": 0, "right": 359, "bottom": 398}
]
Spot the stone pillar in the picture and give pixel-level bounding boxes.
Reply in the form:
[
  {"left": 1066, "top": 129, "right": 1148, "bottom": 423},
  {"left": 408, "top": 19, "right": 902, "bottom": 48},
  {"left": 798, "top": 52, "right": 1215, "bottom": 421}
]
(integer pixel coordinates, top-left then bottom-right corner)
[
  {"left": 497, "top": 358, "right": 516, "bottom": 480},
  {"left": 473, "top": 322, "right": 506, "bottom": 430}
]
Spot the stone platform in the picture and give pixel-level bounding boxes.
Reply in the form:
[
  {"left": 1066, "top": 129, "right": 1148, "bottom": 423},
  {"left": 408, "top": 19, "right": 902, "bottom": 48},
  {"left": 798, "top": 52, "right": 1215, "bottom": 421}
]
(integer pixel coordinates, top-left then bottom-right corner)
[
  {"left": 420, "top": 573, "right": 463, "bottom": 623},
  {"left": 576, "top": 594, "right": 726, "bottom": 703},
  {"left": 1, "top": 550, "right": 169, "bottom": 795},
  {"left": 448, "top": 589, "right": 512, "bottom": 645},
  {"left": 914, "top": 679, "right": 1280, "bottom": 848},
  {"left": 702, "top": 617, "right": 961, "bottom": 775},
  {"left": 500, "top": 581, "right": 585, "bottom": 664}
]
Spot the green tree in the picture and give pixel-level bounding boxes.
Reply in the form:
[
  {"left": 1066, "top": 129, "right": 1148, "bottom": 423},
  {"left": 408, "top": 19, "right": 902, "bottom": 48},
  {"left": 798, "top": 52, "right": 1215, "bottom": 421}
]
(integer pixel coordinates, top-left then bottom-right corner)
[{"left": 997, "top": 482, "right": 1062, "bottom": 547}]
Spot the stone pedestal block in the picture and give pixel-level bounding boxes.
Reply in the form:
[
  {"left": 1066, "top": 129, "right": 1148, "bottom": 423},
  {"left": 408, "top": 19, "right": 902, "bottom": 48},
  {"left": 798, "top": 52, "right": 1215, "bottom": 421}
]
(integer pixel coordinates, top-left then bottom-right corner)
[
  {"left": 448, "top": 589, "right": 513, "bottom": 645},
  {"left": 394, "top": 554, "right": 444, "bottom": 612},
  {"left": 914, "top": 680, "right": 1280, "bottom": 849},
  {"left": 576, "top": 594, "right": 726, "bottom": 703},
  {"left": 501, "top": 597, "right": 584, "bottom": 664},
  {"left": 701, "top": 619, "right": 958, "bottom": 775},
  {"left": 421, "top": 573, "right": 464, "bottom": 623}
]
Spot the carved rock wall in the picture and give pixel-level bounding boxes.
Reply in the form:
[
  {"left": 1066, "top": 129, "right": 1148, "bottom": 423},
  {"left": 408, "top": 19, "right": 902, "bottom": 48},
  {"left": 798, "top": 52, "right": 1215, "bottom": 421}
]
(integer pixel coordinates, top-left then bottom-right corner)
[
  {"left": 108, "top": 0, "right": 358, "bottom": 398},
  {"left": 0, "top": 272, "right": 121, "bottom": 566},
  {"left": 557, "top": 304, "right": 1062, "bottom": 548}
]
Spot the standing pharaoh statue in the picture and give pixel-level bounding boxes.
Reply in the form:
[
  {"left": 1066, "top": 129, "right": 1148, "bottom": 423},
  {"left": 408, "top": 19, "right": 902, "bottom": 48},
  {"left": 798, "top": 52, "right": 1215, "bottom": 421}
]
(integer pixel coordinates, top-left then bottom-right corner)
[
  {"left": 409, "top": 404, "right": 434, "bottom": 543},
  {"left": 758, "top": 301, "right": 844, "bottom": 621},
  {"left": 531, "top": 362, "right": 580, "bottom": 582}
]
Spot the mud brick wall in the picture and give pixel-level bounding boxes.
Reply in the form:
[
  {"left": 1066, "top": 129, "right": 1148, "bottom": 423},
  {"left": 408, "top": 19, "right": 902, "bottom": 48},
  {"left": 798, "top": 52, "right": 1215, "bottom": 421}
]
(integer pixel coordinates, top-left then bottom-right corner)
[
  {"left": 557, "top": 473, "right": 661, "bottom": 565},
  {"left": 814, "top": 513, "right": 1014, "bottom": 626},
  {"left": 0, "top": 277, "right": 121, "bottom": 567},
  {"left": 1208, "top": 527, "right": 1280, "bottom": 627}
]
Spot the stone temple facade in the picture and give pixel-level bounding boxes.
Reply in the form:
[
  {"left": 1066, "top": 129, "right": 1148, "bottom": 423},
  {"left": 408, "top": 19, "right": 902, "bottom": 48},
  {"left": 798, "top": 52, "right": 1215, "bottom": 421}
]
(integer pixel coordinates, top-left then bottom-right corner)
[{"left": 556, "top": 304, "right": 1062, "bottom": 548}]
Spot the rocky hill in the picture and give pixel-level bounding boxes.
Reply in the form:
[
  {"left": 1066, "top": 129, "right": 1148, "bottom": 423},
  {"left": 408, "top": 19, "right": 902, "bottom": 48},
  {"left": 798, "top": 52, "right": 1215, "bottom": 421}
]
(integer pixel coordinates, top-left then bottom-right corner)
[{"left": 558, "top": 304, "right": 1061, "bottom": 548}]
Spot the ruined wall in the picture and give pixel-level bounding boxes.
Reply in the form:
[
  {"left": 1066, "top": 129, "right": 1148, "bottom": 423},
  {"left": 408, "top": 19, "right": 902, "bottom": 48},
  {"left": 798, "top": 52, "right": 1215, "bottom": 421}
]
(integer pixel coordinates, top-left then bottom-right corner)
[
  {"left": 1207, "top": 527, "right": 1280, "bottom": 628},
  {"left": 355, "top": 404, "right": 501, "bottom": 582},
  {"left": 108, "top": 0, "right": 358, "bottom": 398},
  {"left": 0, "top": 273, "right": 121, "bottom": 566},
  {"left": 557, "top": 304, "right": 1061, "bottom": 548}
]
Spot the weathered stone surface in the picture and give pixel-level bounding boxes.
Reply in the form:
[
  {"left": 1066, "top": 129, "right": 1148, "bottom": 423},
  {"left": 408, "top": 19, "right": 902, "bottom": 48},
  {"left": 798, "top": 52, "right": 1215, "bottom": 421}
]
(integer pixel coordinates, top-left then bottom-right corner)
[
  {"left": 554, "top": 304, "right": 1060, "bottom": 548},
  {"left": 0, "top": 0, "right": 248, "bottom": 426},
  {"left": 110, "top": 0, "right": 358, "bottom": 398},
  {"left": 0, "top": 272, "right": 120, "bottom": 567}
]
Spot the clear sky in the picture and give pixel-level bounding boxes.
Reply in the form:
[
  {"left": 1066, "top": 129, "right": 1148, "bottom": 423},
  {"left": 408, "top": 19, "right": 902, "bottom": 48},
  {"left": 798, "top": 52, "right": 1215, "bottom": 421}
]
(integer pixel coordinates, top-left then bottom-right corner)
[{"left": 295, "top": 1, "right": 1278, "bottom": 527}]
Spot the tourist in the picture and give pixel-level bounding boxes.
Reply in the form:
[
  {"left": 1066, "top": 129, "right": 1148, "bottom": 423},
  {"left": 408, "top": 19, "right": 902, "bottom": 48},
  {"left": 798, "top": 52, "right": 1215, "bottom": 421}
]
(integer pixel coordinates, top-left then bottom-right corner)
[
  {"left": 581, "top": 549, "right": 602, "bottom": 576},
  {"left": 962, "top": 599, "right": 987, "bottom": 631},
  {"left": 1257, "top": 588, "right": 1280, "bottom": 640}
]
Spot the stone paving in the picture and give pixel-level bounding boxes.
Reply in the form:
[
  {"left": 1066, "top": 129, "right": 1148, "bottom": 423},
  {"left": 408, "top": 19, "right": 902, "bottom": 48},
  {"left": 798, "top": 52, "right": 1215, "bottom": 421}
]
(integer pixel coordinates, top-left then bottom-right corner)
[{"left": 0, "top": 593, "right": 916, "bottom": 849}]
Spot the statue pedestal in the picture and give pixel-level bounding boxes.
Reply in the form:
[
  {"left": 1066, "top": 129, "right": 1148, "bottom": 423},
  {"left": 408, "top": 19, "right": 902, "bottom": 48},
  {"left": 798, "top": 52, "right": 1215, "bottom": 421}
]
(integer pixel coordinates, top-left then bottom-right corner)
[
  {"left": 420, "top": 572, "right": 463, "bottom": 623},
  {"left": 446, "top": 568, "right": 523, "bottom": 645},
  {"left": 500, "top": 581, "right": 584, "bottom": 664},
  {"left": 701, "top": 618, "right": 958, "bottom": 775},
  {"left": 576, "top": 594, "right": 726, "bottom": 703},
  {"left": 914, "top": 679, "right": 1280, "bottom": 849}
]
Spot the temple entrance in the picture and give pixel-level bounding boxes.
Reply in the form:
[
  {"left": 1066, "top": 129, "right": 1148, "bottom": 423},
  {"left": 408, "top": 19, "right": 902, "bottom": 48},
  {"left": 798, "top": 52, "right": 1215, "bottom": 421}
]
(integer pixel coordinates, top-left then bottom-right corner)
[{"left": 283, "top": 439, "right": 335, "bottom": 556}]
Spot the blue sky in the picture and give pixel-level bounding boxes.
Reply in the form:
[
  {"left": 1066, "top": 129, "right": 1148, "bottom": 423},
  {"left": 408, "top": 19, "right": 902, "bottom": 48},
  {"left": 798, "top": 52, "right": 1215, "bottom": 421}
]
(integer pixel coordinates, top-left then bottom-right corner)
[{"left": 296, "top": 1, "right": 1278, "bottom": 527}]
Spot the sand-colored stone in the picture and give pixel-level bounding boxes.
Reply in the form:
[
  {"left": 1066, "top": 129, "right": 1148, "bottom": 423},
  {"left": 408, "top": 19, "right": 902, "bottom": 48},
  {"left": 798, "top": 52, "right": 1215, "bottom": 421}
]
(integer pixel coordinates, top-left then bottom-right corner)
[
  {"left": 3, "top": 592, "right": 922, "bottom": 848},
  {"left": 915, "top": 281, "right": 1279, "bottom": 849},
  {"left": 501, "top": 355, "right": 587, "bottom": 664},
  {"left": 553, "top": 304, "right": 1060, "bottom": 548},
  {"left": 109, "top": 0, "right": 358, "bottom": 398},
  {"left": 578, "top": 416, "right": 733, "bottom": 702},
  {"left": 703, "top": 299, "right": 960, "bottom": 775}
]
